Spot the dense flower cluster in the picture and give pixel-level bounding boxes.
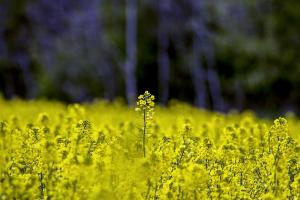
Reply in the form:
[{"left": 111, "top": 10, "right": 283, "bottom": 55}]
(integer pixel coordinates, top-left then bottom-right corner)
[
  {"left": 0, "top": 97, "right": 299, "bottom": 199},
  {"left": 135, "top": 91, "right": 155, "bottom": 119}
]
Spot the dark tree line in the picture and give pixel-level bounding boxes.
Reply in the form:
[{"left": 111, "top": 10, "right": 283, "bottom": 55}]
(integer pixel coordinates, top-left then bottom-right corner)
[{"left": 0, "top": 0, "right": 300, "bottom": 114}]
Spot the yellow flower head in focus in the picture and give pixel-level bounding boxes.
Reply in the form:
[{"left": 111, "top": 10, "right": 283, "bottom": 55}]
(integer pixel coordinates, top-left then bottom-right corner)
[{"left": 135, "top": 91, "right": 155, "bottom": 116}]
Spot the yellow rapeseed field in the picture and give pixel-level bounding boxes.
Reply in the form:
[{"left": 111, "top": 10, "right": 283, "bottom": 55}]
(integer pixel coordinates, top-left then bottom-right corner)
[{"left": 0, "top": 92, "right": 299, "bottom": 199}]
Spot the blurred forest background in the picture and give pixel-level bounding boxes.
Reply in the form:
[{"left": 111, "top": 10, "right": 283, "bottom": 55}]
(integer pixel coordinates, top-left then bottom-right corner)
[{"left": 0, "top": 0, "right": 299, "bottom": 115}]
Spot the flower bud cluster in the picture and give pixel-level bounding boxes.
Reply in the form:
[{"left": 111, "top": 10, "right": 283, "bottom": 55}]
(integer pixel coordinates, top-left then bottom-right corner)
[{"left": 135, "top": 91, "right": 155, "bottom": 120}]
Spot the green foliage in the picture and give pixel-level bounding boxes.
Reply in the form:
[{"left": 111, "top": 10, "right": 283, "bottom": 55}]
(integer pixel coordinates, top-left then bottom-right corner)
[{"left": 0, "top": 98, "right": 299, "bottom": 199}]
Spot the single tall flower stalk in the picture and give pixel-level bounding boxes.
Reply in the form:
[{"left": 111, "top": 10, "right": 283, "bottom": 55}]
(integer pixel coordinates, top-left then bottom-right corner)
[{"left": 135, "top": 91, "right": 155, "bottom": 157}]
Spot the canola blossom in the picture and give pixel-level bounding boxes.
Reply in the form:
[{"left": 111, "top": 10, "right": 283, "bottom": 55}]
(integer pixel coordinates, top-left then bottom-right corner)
[
  {"left": 135, "top": 91, "right": 155, "bottom": 157},
  {"left": 0, "top": 96, "right": 299, "bottom": 199}
]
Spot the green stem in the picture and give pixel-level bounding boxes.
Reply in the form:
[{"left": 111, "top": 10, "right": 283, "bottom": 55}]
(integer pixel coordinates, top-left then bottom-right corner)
[
  {"left": 39, "top": 173, "right": 44, "bottom": 200},
  {"left": 143, "top": 109, "right": 147, "bottom": 157}
]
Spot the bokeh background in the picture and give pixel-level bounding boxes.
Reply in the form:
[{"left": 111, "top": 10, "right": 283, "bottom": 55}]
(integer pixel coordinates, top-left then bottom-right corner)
[{"left": 0, "top": 0, "right": 299, "bottom": 116}]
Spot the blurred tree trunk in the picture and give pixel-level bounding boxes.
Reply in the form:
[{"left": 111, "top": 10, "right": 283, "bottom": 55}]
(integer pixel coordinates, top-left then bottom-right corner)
[
  {"left": 202, "top": 38, "right": 225, "bottom": 112},
  {"left": 157, "top": 0, "right": 170, "bottom": 105},
  {"left": 124, "top": 0, "right": 137, "bottom": 105},
  {"left": 3, "top": 0, "right": 36, "bottom": 98},
  {"left": 189, "top": 0, "right": 207, "bottom": 108},
  {"left": 190, "top": 34, "right": 207, "bottom": 108},
  {"left": 207, "top": 67, "right": 225, "bottom": 111},
  {"left": 191, "top": 0, "right": 225, "bottom": 111},
  {"left": 92, "top": 0, "right": 117, "bottom": 101}
]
